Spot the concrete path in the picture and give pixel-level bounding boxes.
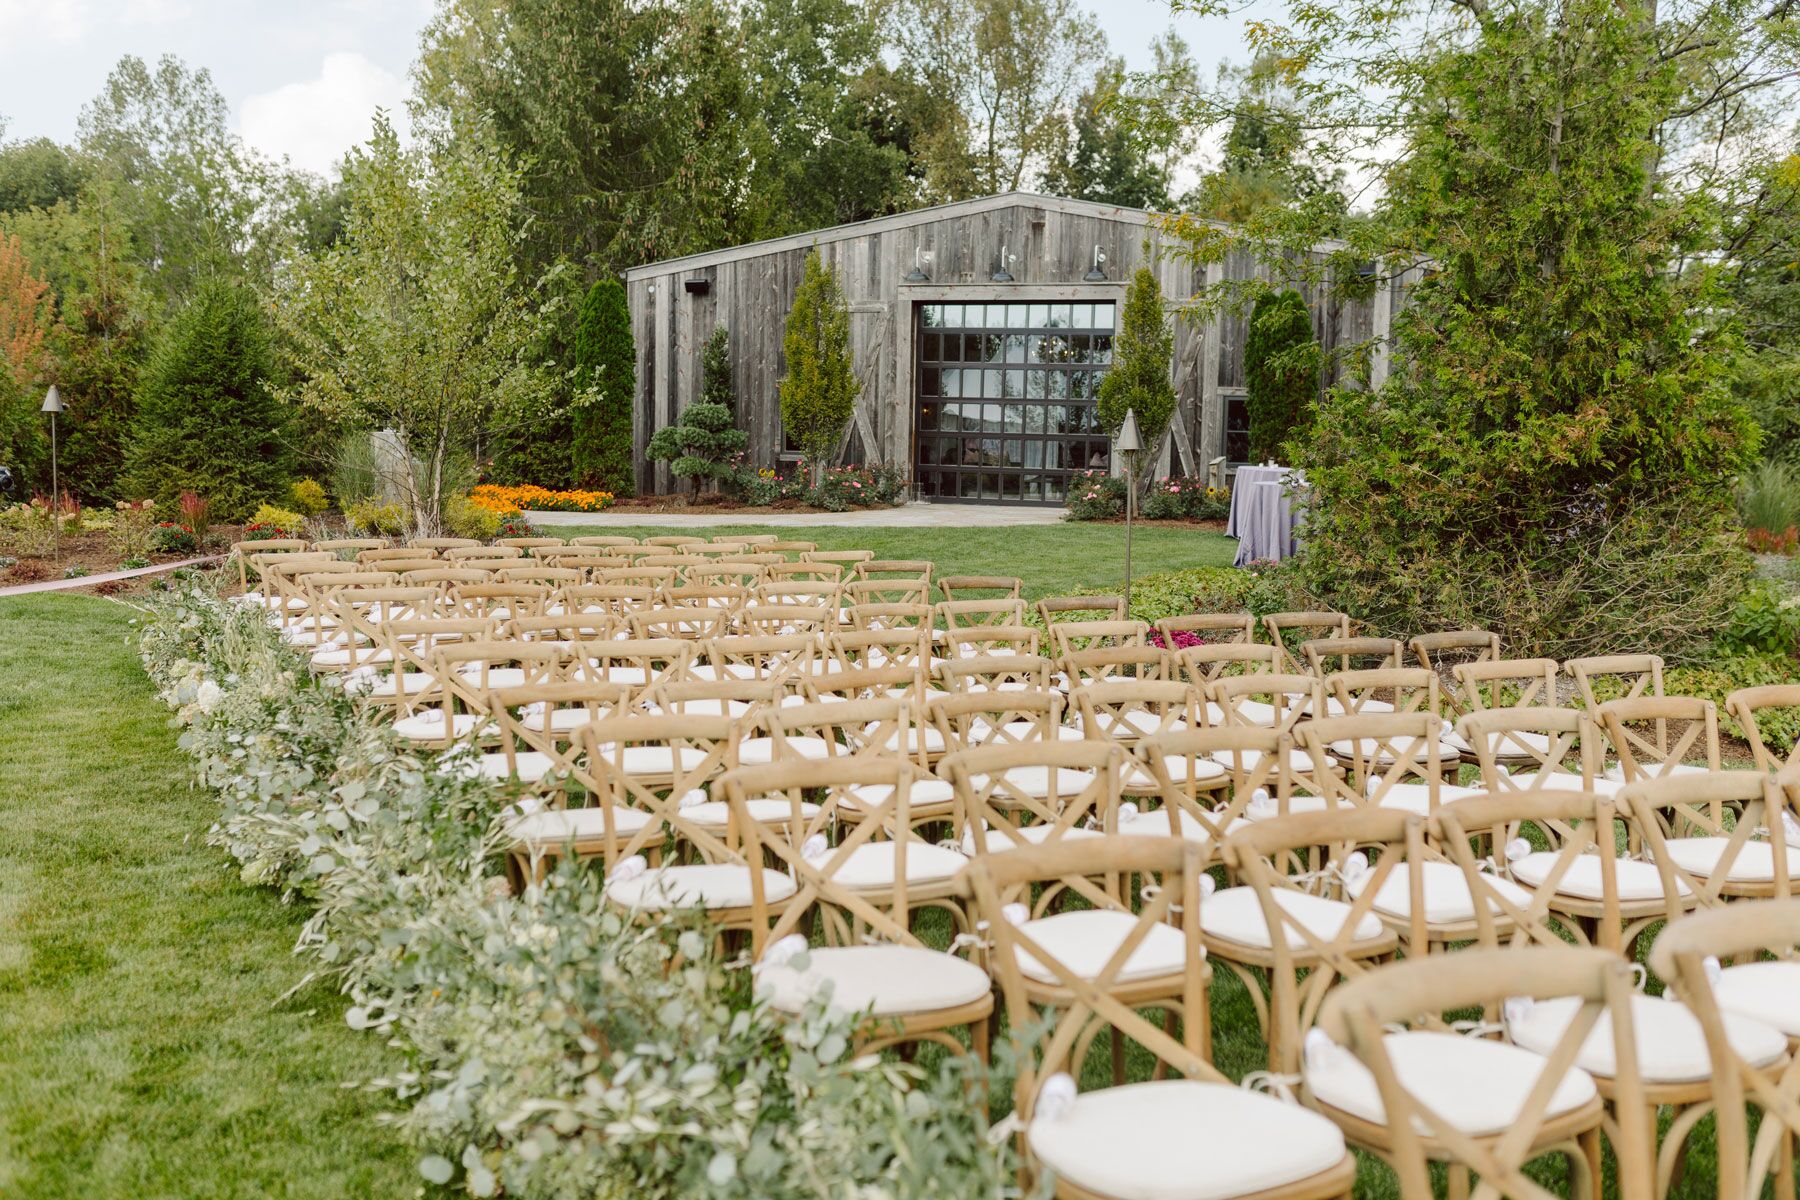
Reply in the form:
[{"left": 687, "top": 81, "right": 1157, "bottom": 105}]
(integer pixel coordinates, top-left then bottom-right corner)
[
  {"left": 527, "top": 503, "right": 1067, "bottom": 529},
  {"left": 0, "top": 555, "right": 223, "bottom": 598}
]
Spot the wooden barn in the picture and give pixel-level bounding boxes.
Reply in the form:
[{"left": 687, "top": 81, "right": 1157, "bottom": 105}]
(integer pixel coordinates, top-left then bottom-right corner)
[{"left": 625, "top": 192, "right": 1397, "bottom": 505}]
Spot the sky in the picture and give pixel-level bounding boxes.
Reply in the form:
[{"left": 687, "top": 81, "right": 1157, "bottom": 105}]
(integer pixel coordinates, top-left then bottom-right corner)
[{"left": 0, "top": 0, "right": 1252, "bottom": 178}]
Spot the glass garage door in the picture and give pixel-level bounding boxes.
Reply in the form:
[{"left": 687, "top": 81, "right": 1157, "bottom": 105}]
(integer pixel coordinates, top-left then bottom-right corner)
[{"left": 913, "top": 300, "right": 1115, "bottom": 504}]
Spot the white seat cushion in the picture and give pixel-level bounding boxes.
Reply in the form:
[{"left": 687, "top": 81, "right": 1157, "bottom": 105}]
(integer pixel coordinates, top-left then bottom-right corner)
[
  {"left": 1116, "top": 807, "right": 1245, "bottom": 844},
  {"left": 1124, "top": 755, "right": 1227, "bottom": 790},
  {"left": 1510, "top": 852, "right": 1689, "bottom": 901},
  {"left": 639, "top": 698, "right": 756, "bottom": 720},
  {"left": 1306, "top": 1029, "right": 1597, "bottom": 1135},
  {"left": 1603, "top": 761, "right": 1712, "bottom": 783},
  {"left": 1346, "top": 860, "right": 1535, "bottom": 924},
  {"left": 1714, "top": 961, "right": 1800, "bottom": 1037},
  {"left": 1372, "top": 782, "right": 1486, "bottom": 816},
  {"left": 589, "top": 745, "right": 708, "bottom": 775},
  {"left": 967, "top": 719, "right": 1087, "bottom": 744},
  {"left": 1242, "top": 792, "right": 1337, "bottom": 821},
  {"left": 1505, "top": 769, "right": 1626, "bottom": 797},
  {"left": 804, "top": 841, "right": 968, "bottom": 889},
  {"left": 738, "top": 735, "right": 837, "bottom": 764},
  {"left": 1028, "top": 1079, "right": 1347, "bottom": 1200},
  {"left": 1326, "top": 736, "right": 1462, "bottom": 766},
  {"left": 1443, "top": 729, "right": 1553, "bottom": 758},
  {"left": 757, "top": 944, "right": 992, "bottom": 1016},
  {"left": 966, "top": 766, "right": 1099, "bottom": 799},
  {"left": 310, "top": 646, "right": 391, "bottom": 668},
  {"left": 960, "top": 822, "right": 1102, "bottom": 855},
  {"left": 874, "top": 725, "right": 948, "bottom": 754},
  {"left": 1201, "top": 886, "right": 1384, "bottom": 950},
  {"left": 1014, "top": 909, "right": 1192, "bottom": 984},
  {"left": 519, "top": 706, "right": 606, "bottom": 734},
  {"left": 458, "top": 751, "right": 556, "bottom": 782},
  {"left": 1662, "top": 837, "right": 1800, "bottom": 883},
  {"left": 364, "top": 672, "right": 432, "bottom": 697},
  {"left": 686, "top": 662, "right": 762, "bottom": 682},
  {"left": 606, "top": 864, "right": 795, "bottom": 911},
  {"left": 393, "top": 712, "right": 483, "bottom": 741},
  {"left": 507, "top": 804, "right": 654, "bottom": 845},
  {"left": 1508, "top": 993, "right": 1786, "bottom": 1083},
  {"left": 456, "top": 665, "right": 529, "bottom": 689},
  {"left": 678, "top": 797, "right": 820, "bottom": 830},
  {"left": 1208, "top": 747, "right": 1314, "bottom": 773},
  {"left": 843, "top": 778, "right": 958, "bottom": 813}
]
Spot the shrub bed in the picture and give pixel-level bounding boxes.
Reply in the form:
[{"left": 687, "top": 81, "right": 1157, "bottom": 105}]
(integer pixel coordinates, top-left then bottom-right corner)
[
  {"left": 137, "top": 587, "right": 1017, "bottom": 1199},
  {"left": 469, "top": 484, "right": 615, "bottom": 514}
]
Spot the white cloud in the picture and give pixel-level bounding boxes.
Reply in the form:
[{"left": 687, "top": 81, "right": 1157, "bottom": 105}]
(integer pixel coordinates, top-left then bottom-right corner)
[
  {"left": 238, "top": 51, "right": 408, "bottom": 177},
  {"left": 0, "top": 0, "right": 91, "bottom": 44}
]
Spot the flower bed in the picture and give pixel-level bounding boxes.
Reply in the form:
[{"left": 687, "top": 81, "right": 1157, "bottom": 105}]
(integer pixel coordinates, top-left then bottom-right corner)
[
  {"left": 469, "top": 484, "right": 615, "bottom": 514},
  {"left": 136, "top": 586, "right": 1015, "bottom": 1199}
]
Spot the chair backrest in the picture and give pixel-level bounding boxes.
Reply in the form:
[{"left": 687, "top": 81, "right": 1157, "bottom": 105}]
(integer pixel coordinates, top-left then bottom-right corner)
[
  {"left": 801, "top": 549, "right": 874, "bottom": 566},
  {"left": 355, "top": 546, "right": 422, "bottom": 564},
  {"left": 1316, "top": 946, "right": 1651, "bottom": 1200},
  {"left": 927, "top": 688, "right": 1064, "bottom": 753},
  {"left": 701, "top": 633, "right": 818, "bottom": 686},
  {"left": 489, "top": 680, "right": 632, "bottom": 779},
  {"left": 937, "top": 575, "right": 1022, "bottom": 604},
  {"left": 1142, "top": 725, "right": 1297, "bottom": 829},
  {"left": 802, "top": 664, "right": 925, "bottom": 707},
  {"left": 828, "top": 626, "right": 932, "bottom": 675},
  {"left": 762, "top": 561, "right": 842, "bottom": 584},
  {"left": 570, "top": 535, "right": 639, "bottom": 548},
  {"left": 1175, "top": 641, "right": 1278, "bottom": 688},
  {"left": 497, "top": 565, "right": 582, "bottom": 586},
  {"left": 647, "top": 677, "right": 782, "bottom": 721},
  {"left": 1455, "top": 706, "right": 1600, "bottom": 793},
  {"left": 1206, "top": 672, "right": 1322, "bottom": 733},
  {"left": 1595, "top": 695, "right": 1721, "bottom": 782},
  {"left": 962, "top": 837, "right": 1219, "bottom": 1115},
  {"left": 628, "top": 606, "right": 733, "bottom": 641},
  {"left": 1566, "top": 653, "right": 1664, "bottom": 711},
  {"left": 842, "top": 601, "right": 934, "bottom": 633},
  {"left": 446, "top": 543, "right": 522, "bottom": 561},
  {"left": 1262, "top": 610, "right": 1351, "bottom": 670},
  {"left": 684, "top": 564, "right": 768, "bottom": 589},
  {"left": 497, "top": 537, "right": 563, "bottom": 550},
  {"left": 448, "top": 582, "right": 552, "bottom": 620},
  {"left": 1323, "top": 666, "right": 1443, "bottom": 721},
  {"left": 1726, "top": 684, "right": 1800, "bottom": 774},
  {"left": 1071, "top": 680, "right": 1200, "bottom": 745},
  {"left": 855, "top": 559, "right": 933, "bottom": 584},
  {"left": 410, "top": 537, "right": 481, "bottom": 551},
  {"left": 1622, "top": 771, "right": 1794, "bottom": 913},
  {"left": 325, "top": 586, "right": 438, "bottom": 663},
  {"left": 510, "top": 613, "right": 616, "bottom": 646},
  {"left": 1047, "top": 618, "right": 1149, "bottom": 658},
  {"left": 1296, "top": 711, "right": 1451, "bottom": 816},
  {"left": 940, "top": 623, "right": 1039, "bottom": 660},
  {"left": 1409, "top": 630, "right": 1502, "bottom": 716},
  {"left": 399, "top": 567, "right": 490, "bottom": 590},
  {"left": 1061, "top": 644, "right": 1169, "bottom": 688},
  {"left": 575, "top": 637, "right": 695, "bottom": 697},
  {"left": 936, "top": 653, "right": 1053, "bottom": 696},
  {"left": 1453, "top": 657, "right": 1559, "bottom": 712},
  {"left": 570, "top": 713, "right": 739, "bottom": 864},
  {"left": 843, "top": 577, "right": 927, "bottom": 607},
  {"left": 560, "top": 583, "right": 654, "bottom": 621},
  {"left": 1649, "top": 899, "right": 1800, "bottom": 1200},
  {"left": 941, "top": 740, "right": 1124, "bottom": 855},
  {"left": 1302, "top": 636, "right": 1404, "bottom": 677},
  {"left": 645, "top": 535, "right": 706, "bottom": 547},
  {"left": 662, "top": 583, "right": 752, "bottom": 614},
  {"left": 1036, "top": 594, "right": 1125, "bottom": 626},
  {"left": 1153, "top": 612, "right": 1255, "bottom": 653},
  {"left": 937, "top": 597, "right": 1028, "bottom": 629},
  {"left": 740, "top": 604, "right": 831, "bottom": 637},
  {"left": 761, "top": 696, "right": 912, "bottom": 763}
]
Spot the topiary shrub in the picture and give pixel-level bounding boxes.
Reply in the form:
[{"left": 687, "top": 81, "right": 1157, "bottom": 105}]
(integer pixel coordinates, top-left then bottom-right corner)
[
  {"left": 779, "top": 250, "right": 859, "bottom": 487},
  {"left": 1095, "top": 267, "right": 1176, "bottom": 479},
  {"left": 647, "top": 328, "right": 747, "bottom": 493},
  {"left": 1243, "top": 288, "right": 1319, "bottom": 463},
  {"left": 122, "top": 280, "right": 293, "bottom": 520},
  {"left": 570, "top": 279, "right": 636, "bottom": 497}
]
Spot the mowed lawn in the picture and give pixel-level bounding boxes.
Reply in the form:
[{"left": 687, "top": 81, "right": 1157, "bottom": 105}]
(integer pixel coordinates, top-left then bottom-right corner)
[
  {"left": 546, "top": 521, "right": 1236, "bottom": 600},
  {"left": 0, "top": 593, "right": 412, "bottom": 1199}
]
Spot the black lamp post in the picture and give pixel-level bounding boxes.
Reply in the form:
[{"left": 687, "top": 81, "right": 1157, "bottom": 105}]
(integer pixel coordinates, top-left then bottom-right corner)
[
  {"left": 1115, "top": 407, "right": 1142, "bottom": 603},
  {"left": 42, "top": 386, "right": 63, "bottom": 563}
]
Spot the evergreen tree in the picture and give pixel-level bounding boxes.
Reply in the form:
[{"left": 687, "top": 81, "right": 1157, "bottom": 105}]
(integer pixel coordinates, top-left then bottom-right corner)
[
  {"left": 1094, "top": 267, "right": 1175, "bottom": 476},
  {"left": 700, "top": 327, "right": 735, "bottom": 410},
  {"left": 778, "top": 250, "right": 858, "bottom": 485},
  {"left": 570, "top": 279, "right": 636, "bottom": 495},
  {"left": 1243, "top": 289, "right": 1319, "bottom": 462},
  {"left": 123, "top": 278, "right": 291, "bottom": 519}
]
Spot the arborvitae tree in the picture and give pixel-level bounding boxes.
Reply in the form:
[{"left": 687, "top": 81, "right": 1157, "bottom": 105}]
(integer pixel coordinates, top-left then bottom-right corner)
[
  {"left": 778, "top": 250, "right": 858, "bottom": 486},
  {"left": 487, "top": 261, "right": 582, "bottom": 487},
  {"left": 1094, "top": 266, "right": 1175, "bottom": 475},
  {"left": 570, "top": 279, "right": 636, "bottom": 495},
  {"left": 123, "top": 278, "right": 291, "bottom": 519},
  {"left": 1243, "top": 288, "right": 1319, "bottom": 462},
  {"left": 647, "top": 326, "right": 747, "bottom": 493},
  {"left": 700, "top": 326, "right": 734, "bottom": 410}
]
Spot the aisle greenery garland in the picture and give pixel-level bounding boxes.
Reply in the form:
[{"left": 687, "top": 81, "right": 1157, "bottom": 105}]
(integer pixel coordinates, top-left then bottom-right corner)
[{"left": 136, "top": 584, "right": 1025, "bottom": 1199}]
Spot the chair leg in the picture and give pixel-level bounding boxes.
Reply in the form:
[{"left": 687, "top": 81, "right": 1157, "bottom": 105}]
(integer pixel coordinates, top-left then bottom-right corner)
[{"left": 1577, "top": 1126, "right": 1603, "bottom": 1200}]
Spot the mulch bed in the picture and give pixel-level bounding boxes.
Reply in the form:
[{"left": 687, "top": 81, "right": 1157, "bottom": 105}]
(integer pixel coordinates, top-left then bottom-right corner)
[{"left": 1, "top": 526, "right": 248, "bottom": 597}]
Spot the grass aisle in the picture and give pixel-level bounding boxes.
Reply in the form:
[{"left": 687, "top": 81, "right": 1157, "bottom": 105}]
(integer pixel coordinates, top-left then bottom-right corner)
[{"left": 0, "top": 594, "right": 411, "bottom": 1199}]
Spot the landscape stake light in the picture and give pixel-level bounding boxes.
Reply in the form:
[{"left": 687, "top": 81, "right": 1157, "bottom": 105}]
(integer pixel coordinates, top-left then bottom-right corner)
[
  {"left": 1115, "top": 407, "right": 1142, "bottom": 605},
  {"left": 42, "top": 385, "right": 64, "bottom": 564}
]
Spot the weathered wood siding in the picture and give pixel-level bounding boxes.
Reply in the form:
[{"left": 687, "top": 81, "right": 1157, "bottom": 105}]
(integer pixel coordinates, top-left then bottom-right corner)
[{"left": 626, "top": 193, "right": 1387, "bottom": 495}]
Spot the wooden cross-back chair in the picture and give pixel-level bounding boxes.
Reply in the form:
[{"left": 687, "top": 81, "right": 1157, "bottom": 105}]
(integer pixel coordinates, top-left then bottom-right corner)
[
  {"left": 1410, "top": 630, "right": 1502, "bottom": 716},
  {"left": 964, "top": 837, "right": 1357, "bottom": 1200},
  {"left": 1625, "top": 771, "right": 1798, "bottom": 910},
  {"left": 1727, "top": 684, "right": 1800, "bottom": 775},
  {"left": 803, "top": 664, "right": 935, "bottom": 717},
  {"left": 1138, "top": 725, "right": 1289, "bottom": 836},
  {"left": 855, "top": 558, "right": 933, "bottom": 584},
  {"left": 647, "top": 677, "right": 782, "bottom": 722},
  {"left": 827, "top": 626, "right": 932, "bottom": 677},
  {"left": 1298, "top": 712, "right": 1467, "bottom": 820},
  {"left": 940, "top": 622, "right": 1039, "bottom": 660},
  {"left": 801, "top": 548, "right": 873, "bottom": 567},
  {"left": 660, "top": 583, "right": 752, "bottom": 620},
  {"left": 760, "top": 539, "right": 816, "bottom": 555},
  {"left": 396, "top": 640, "right": 565, "bottom": 748},
  {"left": 644, "top": 535, "right": 705, "bottom": 548},
  {"left": 359, "top": 555, "right": 438, "bottom": 577},
  {"left": 1595, "top": 696, "right": 1721, "bottom": 784},
  {"left": 728, "top": 758, "right": 993, "bottom": 1056},
  {"left": 942, "top": 740, "right": 1122, "bottom": 860},
  {"left": 742, "top": 695, "right": 914, "bottom": 769},
  {"left": 230, "top": 539, "right": 311, "bottom": 594},
  {"left": 445, "top": 543, "right": 522, "bottom": 561},
  {"left": 482, "top": 680, "right": 632, "bottom": 793},
  {"left": 569, "top": 535, "right": 638, "bottom": 548},
  {"left": 571, "top": 712, "right": 742, "bottom": 877},
  {"left": 1567, "top": 653, "right": 1665, "bottom": 712},
  {"left": 844, "top": 577, "right": 928, "bottom": 608},
  {"left": 410, "top": 537, "right": 480, "bottom": 551},
  {"left": 683, "top": 563, "right": 767, "bottom": 590},
  {"left": 355, "top": 546, "right": 424, "bottom": 565},
  {"left": 447, "top": 582, "right": 552, "bottom": 621},
  {"left": 1046, "top": 619, "right": 1148, "bottom": 659},
  {"left": 1311, "top": 946, "right": 1650, "bottom": 1200},
  {"left": 1207, "top": 671, "right": 1324, "bottom": 733},
  {"left": 1060, "top": 644, "right": 1169, "bottom": 689},
  {"left": 496, "top": 536, "right": 562, "bottom": 550},
  {"left": 495, "top": 565, "right": 581, "bottom": 588},
  {"left": 1037, "top": 595, "right": 1126, "bottom": 628},
  {"left": 694, "top": 632, "right": 816, "bottom": 688},
  {"left": 677, "top": 541, "right": 745, "bottom": 558},
  {"left": 762, "top": 560, "right": 842, "bottom": 584},
  {"left": 1454, "top": 707, "right": 1604, "bottom": 798},
  {"left": 936, "top": 597, "right": 1028, "bottom": 631},
  {"left": 1071, "top": 679, "right": 1200, "bottom": 750},
  {"left": 1213, "top": 809, "right": 1404, "bottom": 1074},
  {"left": 1302, "top": 636, "right": 1404, "bottom": 677},
  {"left": 1156, "top": 611, "right": 1256, "bottom": 647},
  {"left": 509, "top": 612, "right": 615, "bottom": 648},
  {"left": 307, "top": 538, "right": 385, "bottom": 558},
  {"left": 603, "top": 545, "right": 658, "bottom": 561},
  {"left": 740, "top": 603, "right": 831, "bottom": 637},
  {"left": 933, "top": 656, "right": 1056, "bottom": 703},
  {"left": 560, "top": 583, "right": 654, "bottom": 624},
  {"left": 1452, "top": 656, "right": 1561, "bottom": 717},
  {"left": 572, "top": 636, "right": 693, "bottom": 699},
  {"left": 757, "top": 579, "right": 842, "bottom": 609},
  {"left": 1263, "top": 611, "right": 1352, "bottom": 673},
  {"left": 938, "top": 574, "right": 1022, "bottom": 604},
  {"left": 263, "top": 558, "right": 357, "bottom": 623},
  {"left": 842, "top": 601, "right": 933, "bottom": 633},
  {"left": 1651, "top": 899, "right": 1800, "bottom": 1200},
  {"left": 362, "top": 615, "right": 495, "bottom": 709},
  {"left": 628, "top": 605, "right": 733, "bottom": 642},
  {"left": 1322, "top": 666, "right": 1443, "bottom": 722},
  {"left": 397, "top": 567, "right": 488, "bottom": 594},
  {"left": 597, "top": 565, "right": 679, "bottom": 589},
  {"left": 1176, "top": 641, "right": 1279, "bottom": 690},
  {"left": 312, "top": 585, "right": 436, "bottom": 673},
  {"left": 294, "top": 570, "right": 401, "bottom": 651}
]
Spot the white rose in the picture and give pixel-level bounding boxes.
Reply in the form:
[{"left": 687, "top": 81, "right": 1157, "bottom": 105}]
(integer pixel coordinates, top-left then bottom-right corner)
[{"left": 196, "top": 680, "right": 225, "bottom": 713}]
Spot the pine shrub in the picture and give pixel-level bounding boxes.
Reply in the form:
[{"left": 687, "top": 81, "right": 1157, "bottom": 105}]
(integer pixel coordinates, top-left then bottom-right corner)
[
  {"left": 570, "top": 279, "right": 636, "bottom": 496},
  {"left": 122, "top": 280, "right": 293, "bottom": 520},
  {"left": 778, "top": 250, "right": 858, "bottom": 486},
  {"left": 1095, "top": 268, "right": 1176, "bottom": 473},
  {"left": 1243, "top": 289, "right": 1319, "bottom": 463}
]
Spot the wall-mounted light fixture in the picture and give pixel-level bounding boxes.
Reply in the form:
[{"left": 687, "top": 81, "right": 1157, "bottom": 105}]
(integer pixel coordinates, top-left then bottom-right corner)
[
  {"left": 991, "top": 242, "right": 1017, "bottom": 283},
  {"left": 1084, "top": 245, "right": 1108, "bottom": 282},
  {"left": 683, "top": 278, "right": 711, "bottom": 296},
  {"left": 905, "top": 246, "right": 932, "bottom": 283}
]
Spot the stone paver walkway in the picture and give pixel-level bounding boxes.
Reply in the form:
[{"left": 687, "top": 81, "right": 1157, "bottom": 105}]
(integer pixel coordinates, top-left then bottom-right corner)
[
  {"left": 527, "top": 503, "right": 1066, "bottom": 529},
  {"left": 0, "top": 555, "right": 223, "bottom": 597}
]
